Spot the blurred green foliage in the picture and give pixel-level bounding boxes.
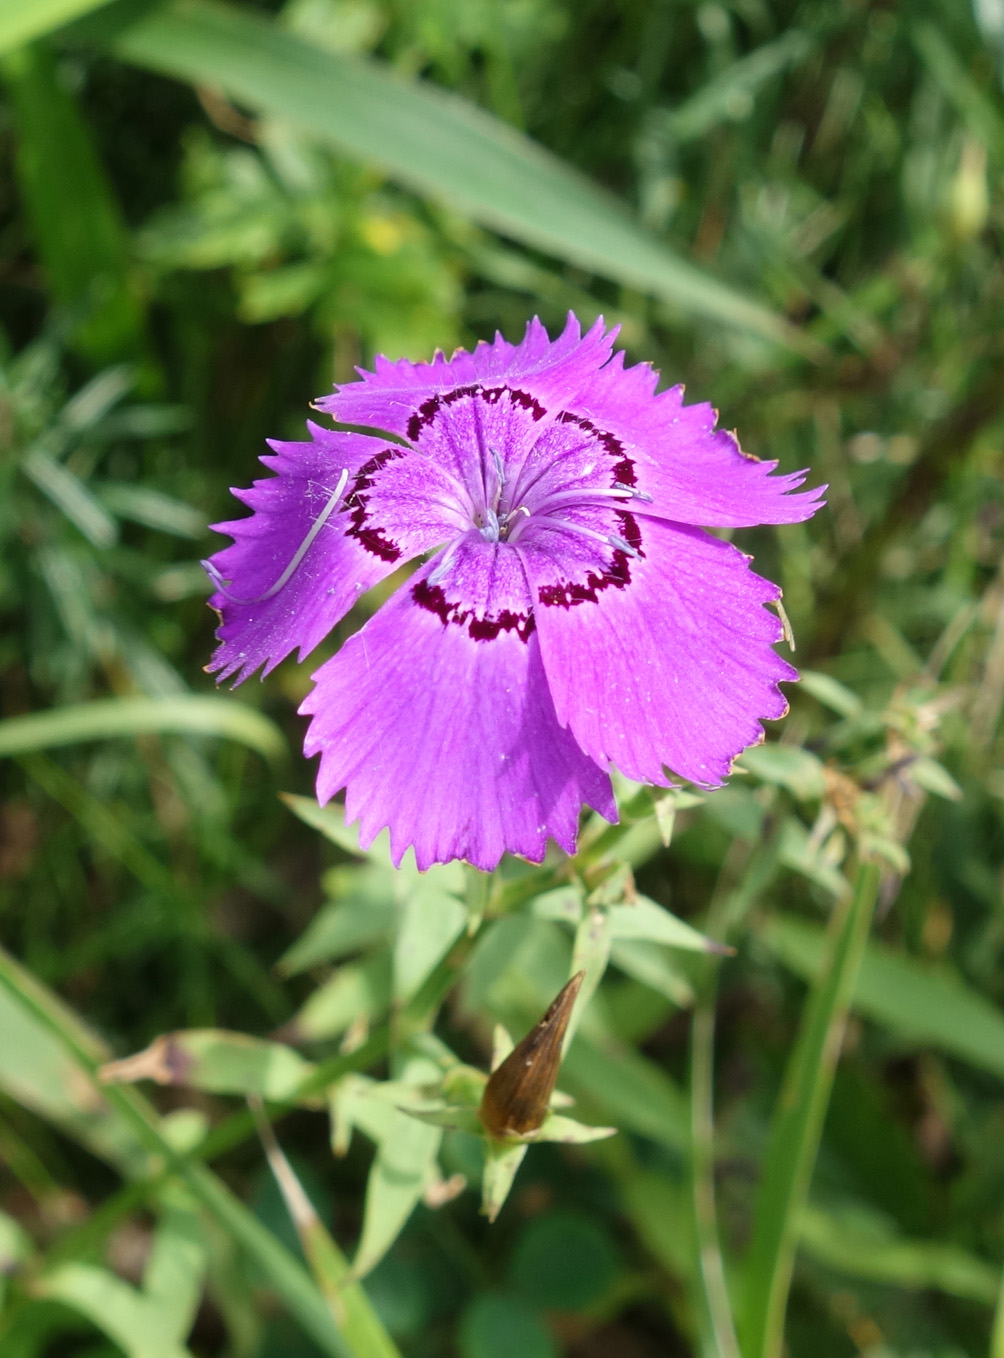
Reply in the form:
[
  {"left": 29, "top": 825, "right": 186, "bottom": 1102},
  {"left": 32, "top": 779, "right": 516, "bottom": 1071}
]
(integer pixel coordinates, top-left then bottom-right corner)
[{"left": 2, "top": 0, "right": 1004, "bottom": 1355}]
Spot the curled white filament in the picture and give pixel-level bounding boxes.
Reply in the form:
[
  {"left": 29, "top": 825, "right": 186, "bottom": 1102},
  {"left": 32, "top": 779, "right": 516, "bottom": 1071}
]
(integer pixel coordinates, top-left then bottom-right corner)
[{"left": 203, "top": 468, "right": 349, "bottom": 606}]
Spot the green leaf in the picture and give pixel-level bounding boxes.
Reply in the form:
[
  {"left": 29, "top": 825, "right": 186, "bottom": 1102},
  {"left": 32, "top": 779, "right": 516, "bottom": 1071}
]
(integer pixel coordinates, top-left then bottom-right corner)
[
  {"left": 402, "top": 1104, "right": 484, "bottom": 1135},
  {"left": 252, "top": 1102, "right": 402, "bottom": 1358},
  {"left": 798, "top": 1202, "right": 998, "bottom": 1305},
  {"left": 0, "top": 1210, "right": 31, "bottom": 1311},
  {"left": 0, "top": 946, "right": 381, "bottom": 1358},
  {"left": 525, "top": 885, "right": 585, "bottom": 926},
  {"left": 777, "top": 820, "right": 850, "bottom": 899},
  {"left": 560, "top": 1037, "right": 690, "bottom": 1151},
  {"left": 99, "top": 1030, "right": 317, "bottom": 1102},
  {"left": 287, "top": 953, "right": 392, "bottom": 1043},
  {"left": 533, "top": 1112, "right": 616, "bottom": 1145},
  {"left": 913, "top": 21, "right": 1004, "bottom": 158},
  {"left": 797, "top": 670, "right": 863, "bottom": 720},
  {"left": 481, "top": 1139, "right": 529, "bottom": 1224},
  {"left": 760, "top": 913, "right": 1004, "bottom": 1081},
  {"left": 0, "top": 954, "right": 149, "bottom": 1173},
  {"left": 568, "top": 907, "right": 612, "bottom": 1039},
  {"left": 107, "top": 0, "right": 805, "bottom": 347},
  {"left": 21, "top": 445, "right": 118, "bottom": 546},
  {"left": 393, "top": 888, "right": 467, "bottom": 1005},
  {"left": 35, "top": 1263, "right": 195, "bottom": 1358},
  {"left": 3, "top": 40, "right": 145, "bottom": 361},
  {"left": 351, "top": 1057, "right": 444, "bottom": 1279},
  {"left": 98, "top": 482, "right": 204, "bottom": 538},
  {"left": 0, "top": 0, "right": 115, "bottom": 57},
  {"left": 0, "top": 696, "right": 286, "bottom": 762},
  {"left": 736, "top": 745, "right": 826, "bottom": 801},
  {"left": 908, "top": 756, "right": 963, "bottom": 802},
  {"left": 606, "top": 895, "right": 722, "bottom": 953},
  {"left": 608, "top": 940, "right": 695, "bottom": 1007},
  {"left": 655, "top": 30, "right": 814, "bottom": 145},
  {"left": 282, "top": 793, "right": 379, "bottom": 857},
  {"left": 278, "top": 874, "right": 398, "bottom": 976},
  {"left": 142, "top": 1206, "right": 209, "bottom": 1347}
]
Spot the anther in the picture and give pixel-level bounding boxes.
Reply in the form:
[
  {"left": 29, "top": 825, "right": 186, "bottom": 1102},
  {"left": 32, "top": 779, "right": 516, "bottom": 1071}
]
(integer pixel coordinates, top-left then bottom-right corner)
[
  {"left": 607, "top": 533, "right": 640, "bottom": 558},
  {"left": 203, "top": 468, "right": 349, "bottom": 606},
  {"left": 614, "top": 483, "right": 653, "bottom": 502}
]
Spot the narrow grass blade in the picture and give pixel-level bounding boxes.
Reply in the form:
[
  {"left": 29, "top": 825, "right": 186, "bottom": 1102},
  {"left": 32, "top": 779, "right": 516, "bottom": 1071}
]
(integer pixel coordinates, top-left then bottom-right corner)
[
  {"left": 741, "top": 860, "right": 882, "bottom": 1358},
  {"left": 0, "top": 947, "right": 386, "bottom": 1358},
  {"left": 3, "top": 40, "right": 145, "bottom": 362},
  {"left": 105, "top": 0, "right": 806, "bottom": 349},
  {"left": 798, "top": 1203, "right": 998, "bottom": 1305},
  {"left": 993, "top": 1264, "right": 1004, "bottom": 1358},
  {"left": 0, "top": 0, "right": 115, "bottom": 54},
  {"left": 0, "top": 695, "right": 286, "bottom": 763},
  {"left": 760, "top": 912, "right": 1004, "bottom": 1081}
]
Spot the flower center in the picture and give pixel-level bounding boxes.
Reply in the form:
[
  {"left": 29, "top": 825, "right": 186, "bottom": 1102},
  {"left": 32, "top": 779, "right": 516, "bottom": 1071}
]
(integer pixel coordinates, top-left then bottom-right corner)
[{"left": 470, "top": 446, "right": 526, "bottom": 543}]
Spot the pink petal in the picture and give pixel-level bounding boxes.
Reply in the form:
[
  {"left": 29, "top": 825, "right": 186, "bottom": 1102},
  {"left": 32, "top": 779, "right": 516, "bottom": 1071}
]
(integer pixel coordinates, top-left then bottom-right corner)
[
  {"left": 299, "top": 538, "right": 615, "bottom": 870},
  {"left": 521, "top": 517, "right": 797, "bottom": 788},
  {"left": 569, "top": 352, "right": 824, "bottom": 527},
  {"left": 206, "top": 425, "right": 449, "bottom": 684},
  {"left": 314, "top": 313, "right": 616, "bottom": 440}
]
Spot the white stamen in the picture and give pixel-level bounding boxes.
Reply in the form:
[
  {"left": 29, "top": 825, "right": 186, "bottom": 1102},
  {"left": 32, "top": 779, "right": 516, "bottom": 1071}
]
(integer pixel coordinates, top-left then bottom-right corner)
[
  {"left": 428, "top": 535, "right": 464, "bottom": 586},
  {"left": 204, "top": 468, "right": 349, "bottom": 605},
  {"left": 534, "top": 485, "right": 651, "bottom": 513},
  {"left": 532, "top": 515, "right": 641, "bottom": 558}
]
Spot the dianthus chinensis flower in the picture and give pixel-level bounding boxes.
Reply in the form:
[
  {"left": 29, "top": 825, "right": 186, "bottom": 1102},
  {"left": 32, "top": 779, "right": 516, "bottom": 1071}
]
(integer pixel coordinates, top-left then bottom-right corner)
[{"left": 205, "top": 315, "right": 824, "bottom": 871}]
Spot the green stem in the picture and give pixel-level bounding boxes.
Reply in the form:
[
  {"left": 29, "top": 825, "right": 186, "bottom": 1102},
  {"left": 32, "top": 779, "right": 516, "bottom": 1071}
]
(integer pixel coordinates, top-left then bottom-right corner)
[
  {"left": 689, "top": 837, "right": 778, "bottom": 1358},
  {"left": 690, "top": 997, "right": 741, "bottom": 1358},
  {"left": 0, "top": 946, "right": 400, "bottom": 1358},
  {"left": 741, "top": 859, "right": 882, "bottom": 1358},
  {"left": 991, "top": 1264, "right": 1004, "bottom": 1358}
]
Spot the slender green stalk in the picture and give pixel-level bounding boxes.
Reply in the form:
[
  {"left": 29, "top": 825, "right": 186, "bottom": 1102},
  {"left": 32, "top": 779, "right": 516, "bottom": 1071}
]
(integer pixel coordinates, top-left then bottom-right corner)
[
  {"left": 741, "top": 859, "right": 882, "bottom": 1358},
  {"left": 991, "top": 1265, "right": 1004, "bottom": 1358},
  {"left": 0, "top": 946, "right": 400, "bottom": 1358},
  {"left": 689, "top": 838, "right": 779, "bottom": 1358},
  {"left": 690, "top": 997, "right": 742, "bottom": 1358}
]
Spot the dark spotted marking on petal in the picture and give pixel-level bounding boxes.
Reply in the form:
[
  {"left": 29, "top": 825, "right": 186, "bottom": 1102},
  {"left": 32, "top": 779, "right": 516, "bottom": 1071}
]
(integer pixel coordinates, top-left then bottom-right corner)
[
  {"left": 555, "top": 411, "right": 637, "bottom": 487},
  {"left": 538, "top": 511, "right": 644, "bottom": 610},
  {"left": 406, "top": 385, "right": 478, "bottom": 442},
  {"left": 346, "top": 447, "right": 405, "bottom": 562},
  {"left": 406, "top": 384, "right": 545, "bottom": 443},
  {"left": 412, "top": 578, "right": 536, "bottom": 643},
  {"left": 479, "top": 386, "right": 546, "bottom": 421}
]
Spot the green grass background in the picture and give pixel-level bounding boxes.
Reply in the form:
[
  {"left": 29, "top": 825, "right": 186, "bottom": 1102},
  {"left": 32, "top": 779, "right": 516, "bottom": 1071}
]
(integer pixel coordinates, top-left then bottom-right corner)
[{"left": 1, "top": 1, "right": 1004, "bottom": 1355}]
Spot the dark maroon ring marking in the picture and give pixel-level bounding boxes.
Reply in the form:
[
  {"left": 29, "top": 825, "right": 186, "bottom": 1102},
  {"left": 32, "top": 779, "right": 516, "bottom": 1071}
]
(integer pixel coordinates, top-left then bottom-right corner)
[
  {"left": 537, "top": 511, "right": 644, "bottom": 610},
  {"left": 412, "top": 578, "right": 536, "bottom": 643},
  {"left": 555, "top": 410, "right": 636, "bottom": 487},
  {"left": 345, "top": 448, "right": 405, "bottom": 562},
  {"left": 406, "top": 385, "right": 545, "bottom": 443}
]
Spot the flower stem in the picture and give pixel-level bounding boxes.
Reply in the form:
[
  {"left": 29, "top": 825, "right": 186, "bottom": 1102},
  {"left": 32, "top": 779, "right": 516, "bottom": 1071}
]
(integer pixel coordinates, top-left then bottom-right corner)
[
  {"left": 690, "top": 996, "right": 741, "bottom": 1358},
  {"left": 740, "top": 858, "right": 883, "bottom": 1358}
]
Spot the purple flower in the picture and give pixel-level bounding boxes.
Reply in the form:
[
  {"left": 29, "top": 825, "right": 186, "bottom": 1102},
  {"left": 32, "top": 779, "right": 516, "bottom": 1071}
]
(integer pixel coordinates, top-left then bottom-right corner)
[{"left": 205, "top": 315, "right": 823, "bottom": 871}]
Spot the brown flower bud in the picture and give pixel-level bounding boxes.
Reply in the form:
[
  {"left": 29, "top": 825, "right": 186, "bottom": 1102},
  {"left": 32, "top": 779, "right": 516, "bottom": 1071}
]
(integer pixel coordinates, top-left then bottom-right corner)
[{"left": 478, "top": 971, "right": 585, "bottom": 1140}]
